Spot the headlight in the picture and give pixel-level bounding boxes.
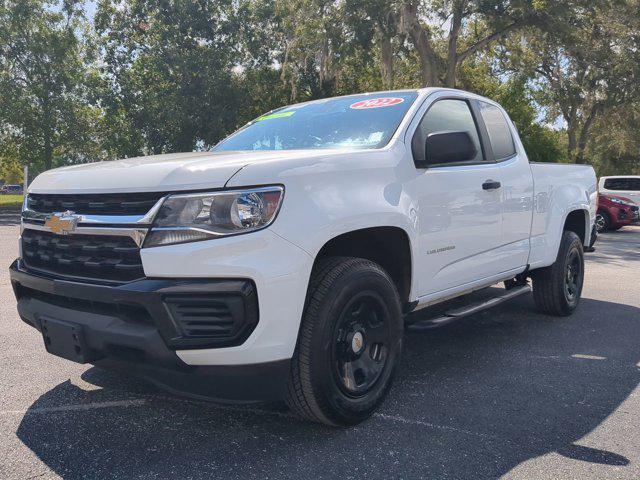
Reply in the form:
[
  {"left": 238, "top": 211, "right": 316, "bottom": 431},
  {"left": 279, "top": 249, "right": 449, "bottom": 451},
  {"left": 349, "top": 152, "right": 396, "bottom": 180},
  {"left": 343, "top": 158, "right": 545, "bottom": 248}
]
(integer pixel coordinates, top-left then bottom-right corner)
[
  {"left": 144, "top": 186, "right": 284, "bottom": 247},
  {"left": 609, "top": 198, "right": 635, "bottom": 207}
]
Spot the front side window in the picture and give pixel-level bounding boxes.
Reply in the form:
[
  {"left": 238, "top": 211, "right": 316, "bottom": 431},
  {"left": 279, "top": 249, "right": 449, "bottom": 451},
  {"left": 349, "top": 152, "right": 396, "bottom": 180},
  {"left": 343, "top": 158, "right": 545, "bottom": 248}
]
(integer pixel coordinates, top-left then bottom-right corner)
[
  {"left": 478, "top": 102, "right": 516, "bottom": 160},
  {"left": 214, "top": 92, "right": 419, "bottom": 151},
  {"left": 412, "top": 99, "right": 484, "bottom": 164},
  {"left": 604, "top": 178, "right": 640, "bottom": 191}
]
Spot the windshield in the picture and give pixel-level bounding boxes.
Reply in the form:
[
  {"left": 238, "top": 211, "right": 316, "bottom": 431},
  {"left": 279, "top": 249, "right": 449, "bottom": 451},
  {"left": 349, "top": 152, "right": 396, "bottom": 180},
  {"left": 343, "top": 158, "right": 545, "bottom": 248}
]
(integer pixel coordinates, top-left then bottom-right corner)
[{"left": 214, "top": 92, "right": 418, "bottom": 151}]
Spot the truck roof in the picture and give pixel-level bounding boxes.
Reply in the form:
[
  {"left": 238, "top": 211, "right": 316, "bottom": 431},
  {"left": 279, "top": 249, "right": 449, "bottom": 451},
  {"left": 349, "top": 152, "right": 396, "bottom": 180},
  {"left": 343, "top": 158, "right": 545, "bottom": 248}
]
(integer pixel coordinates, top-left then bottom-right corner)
[{"left": 273, "top": 88, "right": 501, "bottom": 115}]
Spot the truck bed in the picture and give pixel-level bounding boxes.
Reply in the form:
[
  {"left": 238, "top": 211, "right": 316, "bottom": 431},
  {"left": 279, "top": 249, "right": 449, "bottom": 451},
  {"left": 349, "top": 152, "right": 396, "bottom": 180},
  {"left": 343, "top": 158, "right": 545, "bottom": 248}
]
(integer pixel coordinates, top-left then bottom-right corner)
[{"left": 528, "top": 162, "right": 597, "bottom": 269}]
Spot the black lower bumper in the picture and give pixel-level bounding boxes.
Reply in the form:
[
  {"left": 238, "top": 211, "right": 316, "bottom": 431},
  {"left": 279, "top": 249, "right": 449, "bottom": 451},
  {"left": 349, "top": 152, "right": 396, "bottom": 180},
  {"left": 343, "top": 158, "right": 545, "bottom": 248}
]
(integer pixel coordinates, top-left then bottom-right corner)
[{"left": 9, "top": 260, "right": 289, "bottom": 403}]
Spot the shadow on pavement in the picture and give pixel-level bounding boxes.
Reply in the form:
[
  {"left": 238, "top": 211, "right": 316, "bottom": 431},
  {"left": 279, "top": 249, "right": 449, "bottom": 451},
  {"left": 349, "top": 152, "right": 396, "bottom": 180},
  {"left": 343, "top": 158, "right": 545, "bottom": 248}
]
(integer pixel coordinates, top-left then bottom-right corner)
[
  {"left": 556, "top": 444, "right": 629, "bottom": 466},
  {"left": 15, "top": 295, "right": 640, "bottom": 479}
]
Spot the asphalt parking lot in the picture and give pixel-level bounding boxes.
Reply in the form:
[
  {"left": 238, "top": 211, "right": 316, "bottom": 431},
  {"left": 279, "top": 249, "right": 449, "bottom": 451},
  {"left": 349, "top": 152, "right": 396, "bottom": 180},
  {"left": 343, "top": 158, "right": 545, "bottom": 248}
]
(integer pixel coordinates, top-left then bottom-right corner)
[{"left": 1, "top": 214, "right": 639, "bottom": 480}]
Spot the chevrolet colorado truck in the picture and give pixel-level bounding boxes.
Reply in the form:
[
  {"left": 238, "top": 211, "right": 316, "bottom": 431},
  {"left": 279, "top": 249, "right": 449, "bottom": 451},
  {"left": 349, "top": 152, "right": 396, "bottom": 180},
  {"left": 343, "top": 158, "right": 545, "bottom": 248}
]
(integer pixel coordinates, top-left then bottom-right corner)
[{"left": 10, "top": 88, "right": 597, "bottom": 426}]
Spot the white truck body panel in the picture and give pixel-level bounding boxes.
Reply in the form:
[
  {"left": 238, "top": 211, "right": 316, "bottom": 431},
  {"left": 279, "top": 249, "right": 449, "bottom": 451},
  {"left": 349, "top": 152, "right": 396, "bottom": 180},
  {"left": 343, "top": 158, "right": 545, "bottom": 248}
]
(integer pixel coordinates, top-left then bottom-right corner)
[
  {"left": 28, "top": 150, "right": 358, "bottom": 194},
  {"left": 22, "top": 88, "right": 597, "bottom": 366},
  {"left": 142, "top": 229, "right": 313, "bottom": 365},
  {"left": 528, "top": 164, "right": 597, "bottom": 269}
]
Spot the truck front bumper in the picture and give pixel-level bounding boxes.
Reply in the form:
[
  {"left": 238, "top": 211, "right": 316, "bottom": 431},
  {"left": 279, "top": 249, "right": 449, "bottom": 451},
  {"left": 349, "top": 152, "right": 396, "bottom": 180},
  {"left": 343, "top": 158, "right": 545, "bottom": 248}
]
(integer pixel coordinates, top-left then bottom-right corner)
[{"left": 10, "top": 260, "right": 290, "bottom": 402}]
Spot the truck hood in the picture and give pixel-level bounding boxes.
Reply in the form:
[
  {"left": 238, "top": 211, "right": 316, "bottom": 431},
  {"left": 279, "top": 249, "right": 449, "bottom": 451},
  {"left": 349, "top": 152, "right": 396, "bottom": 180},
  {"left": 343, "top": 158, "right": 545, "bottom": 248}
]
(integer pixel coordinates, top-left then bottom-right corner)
[{"left": 28, "top": 150, "right": 349, "bottom": 194}]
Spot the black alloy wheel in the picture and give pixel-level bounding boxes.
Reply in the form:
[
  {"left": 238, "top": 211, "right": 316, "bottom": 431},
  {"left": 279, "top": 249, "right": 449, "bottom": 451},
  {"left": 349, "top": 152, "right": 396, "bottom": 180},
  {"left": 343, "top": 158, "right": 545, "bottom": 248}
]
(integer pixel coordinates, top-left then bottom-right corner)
[
  {"left": 332, "top": 293, "right": 390, "bottom": 397},
  {"left": 595, "top": 212, "right": 610, "bottom": 233},
  {"left": 532, "top": 230, "right": 585, "bottom": 316},
  {"left": 285, "top": 257, "right": 403, "bottom": 426},
  {"left": 564, "top": 247, "right": 583, "bottom": 305}
]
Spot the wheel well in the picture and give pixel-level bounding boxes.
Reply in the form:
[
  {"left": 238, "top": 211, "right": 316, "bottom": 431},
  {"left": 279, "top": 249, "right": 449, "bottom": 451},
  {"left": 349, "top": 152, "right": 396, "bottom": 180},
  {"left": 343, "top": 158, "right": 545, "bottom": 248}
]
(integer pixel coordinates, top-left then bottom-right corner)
[
  {"left": 313, "top": 227, "right": 412, "bottom": 305},
  {"left": 563, "top": 209, "right": 588, "bottom": 244}
]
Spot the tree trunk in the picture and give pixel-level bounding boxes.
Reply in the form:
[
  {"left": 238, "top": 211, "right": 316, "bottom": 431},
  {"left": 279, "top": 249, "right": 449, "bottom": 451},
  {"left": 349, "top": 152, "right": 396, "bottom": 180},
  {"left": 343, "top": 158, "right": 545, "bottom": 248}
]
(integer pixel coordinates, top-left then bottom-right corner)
[
  {"left": 444, "top": 1, "right": 465, "bottom": 88},
  {"left": 574, "top": 105, "right": 601, "bottom": 164},
  {"left": 574, "top": 136, "right": 587, "bottom": 164},
  {"left": 562, "top": 104, "right": 578, "bottom": 163},
  {"left": 377, "top": 30, "right": 394, "bottom": 89},
  {"left": 566, "top": 127, "right": 577, "bottom": 162},
  {"left": 43, "top": 132, "right": 53, "bottom": 171},
  {"left": 400, "top": 2, "right": 441, "bottom": 86},
  {"left": 42, "top": 98, "right": 53, "bottom": 171},
  {"left": 318, "top": 39, "right": 336, "bottom": 97}
]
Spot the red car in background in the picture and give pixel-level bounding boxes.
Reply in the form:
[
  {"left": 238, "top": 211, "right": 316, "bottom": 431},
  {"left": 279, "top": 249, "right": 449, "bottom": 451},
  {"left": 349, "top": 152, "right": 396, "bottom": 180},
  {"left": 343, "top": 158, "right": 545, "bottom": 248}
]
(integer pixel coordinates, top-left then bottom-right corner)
[{"left": 596, "top": 193, "right": 639, "bottom": 232}]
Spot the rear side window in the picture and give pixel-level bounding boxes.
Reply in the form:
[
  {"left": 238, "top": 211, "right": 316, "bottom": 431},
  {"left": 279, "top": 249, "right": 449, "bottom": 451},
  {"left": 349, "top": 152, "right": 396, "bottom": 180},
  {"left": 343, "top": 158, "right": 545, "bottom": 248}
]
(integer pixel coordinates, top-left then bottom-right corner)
[
  {"left": 413, "top": 99, "right": 484, "bottom": 164},
  {"left": 604, "top": 178, "right": 640, "bottom": 191},
  {"left": 478, "top": 102, "right": 516, "bottom": 160}
]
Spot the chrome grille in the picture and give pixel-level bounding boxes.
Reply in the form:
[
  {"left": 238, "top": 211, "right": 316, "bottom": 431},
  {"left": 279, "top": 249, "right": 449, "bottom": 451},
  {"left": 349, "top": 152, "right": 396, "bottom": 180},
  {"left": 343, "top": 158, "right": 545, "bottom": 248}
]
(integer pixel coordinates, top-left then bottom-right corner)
[
  {"left": 27, "top": 192, "right": 165, "bottom": 216},
  {"left": 21, "top": 229, "right": 144, "bottom": 283}
]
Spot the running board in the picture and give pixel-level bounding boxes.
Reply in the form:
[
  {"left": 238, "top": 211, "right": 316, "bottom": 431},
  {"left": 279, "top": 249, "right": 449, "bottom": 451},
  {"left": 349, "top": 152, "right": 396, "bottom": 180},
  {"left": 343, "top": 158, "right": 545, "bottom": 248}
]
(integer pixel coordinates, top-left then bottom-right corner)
[{"left": 407, "top": 285, "right": 531, "bottom": 331}]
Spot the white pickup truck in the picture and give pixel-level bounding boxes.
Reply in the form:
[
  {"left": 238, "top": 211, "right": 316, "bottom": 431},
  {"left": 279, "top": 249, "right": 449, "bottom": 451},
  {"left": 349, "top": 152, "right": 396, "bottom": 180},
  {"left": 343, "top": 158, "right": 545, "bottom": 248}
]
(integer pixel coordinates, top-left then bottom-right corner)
[{"left": 11, "top": 88, "right": 597, "bottom": 426}]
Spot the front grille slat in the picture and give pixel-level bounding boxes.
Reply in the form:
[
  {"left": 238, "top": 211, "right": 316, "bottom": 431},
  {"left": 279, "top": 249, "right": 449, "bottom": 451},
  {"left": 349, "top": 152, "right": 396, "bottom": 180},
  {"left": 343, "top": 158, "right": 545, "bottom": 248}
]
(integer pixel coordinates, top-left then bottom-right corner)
[
  {"left": 23, "top": 192, "right": 164, "bottom": 283},
  {"left": 27, "top": 192, "right": 165, "bottom": 216},
  {"left": 21, "top": 229, "right": 144, "bottom": 283}
]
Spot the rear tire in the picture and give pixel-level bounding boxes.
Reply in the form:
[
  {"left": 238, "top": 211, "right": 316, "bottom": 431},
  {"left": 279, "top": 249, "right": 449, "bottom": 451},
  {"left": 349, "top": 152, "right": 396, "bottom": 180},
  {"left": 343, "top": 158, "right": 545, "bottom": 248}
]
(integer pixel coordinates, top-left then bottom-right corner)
[
  {"left": 531, "top": 231, "right": 584, "bottom": 316},
  {"left": 285, "top": 257, "right": 403, "bottom": 426}
]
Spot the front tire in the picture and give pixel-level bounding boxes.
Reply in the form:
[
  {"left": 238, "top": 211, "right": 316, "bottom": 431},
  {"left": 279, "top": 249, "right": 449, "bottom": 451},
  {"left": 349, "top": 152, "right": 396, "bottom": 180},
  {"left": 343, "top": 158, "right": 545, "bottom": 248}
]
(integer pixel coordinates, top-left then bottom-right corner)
[
  {"left": 285, "top": 257, "right": 403, "bottom": 426},
  {"left": 531, "top": 231, "right": 585, "bottom": 316}
]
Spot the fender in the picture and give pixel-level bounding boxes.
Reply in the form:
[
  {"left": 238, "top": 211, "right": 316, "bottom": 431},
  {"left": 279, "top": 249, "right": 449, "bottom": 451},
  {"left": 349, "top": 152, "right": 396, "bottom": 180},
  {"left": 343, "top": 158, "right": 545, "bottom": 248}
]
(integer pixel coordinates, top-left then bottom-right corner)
[
  {"left": 528, "top": 160, "right": 596, "bottom": 270},
  {"left": 226, "top": 143, "right": 422, "bottom": 299}
]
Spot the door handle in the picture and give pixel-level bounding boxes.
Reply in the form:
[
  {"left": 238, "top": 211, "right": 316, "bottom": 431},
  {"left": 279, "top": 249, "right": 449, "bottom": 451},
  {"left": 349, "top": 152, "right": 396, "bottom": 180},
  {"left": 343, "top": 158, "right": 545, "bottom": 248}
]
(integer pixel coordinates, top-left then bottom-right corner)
[{"left": 482, "top": 180, "right": 501, "bottom": 190}]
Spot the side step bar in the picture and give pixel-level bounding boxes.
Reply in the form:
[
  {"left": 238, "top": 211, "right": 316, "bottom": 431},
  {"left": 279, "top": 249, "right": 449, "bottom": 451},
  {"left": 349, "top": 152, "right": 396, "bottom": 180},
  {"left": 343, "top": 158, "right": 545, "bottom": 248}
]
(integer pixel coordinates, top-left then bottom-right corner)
[{"left": 407, "top": 285, "right": 531, "bottom": 331}]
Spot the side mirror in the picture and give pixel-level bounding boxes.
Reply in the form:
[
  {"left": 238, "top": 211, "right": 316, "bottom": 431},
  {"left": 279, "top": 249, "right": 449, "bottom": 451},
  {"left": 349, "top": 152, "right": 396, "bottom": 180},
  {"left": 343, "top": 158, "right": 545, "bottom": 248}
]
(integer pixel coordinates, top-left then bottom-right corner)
[{"left": 420, "top": 131, "right": 478, "bottom": 167}]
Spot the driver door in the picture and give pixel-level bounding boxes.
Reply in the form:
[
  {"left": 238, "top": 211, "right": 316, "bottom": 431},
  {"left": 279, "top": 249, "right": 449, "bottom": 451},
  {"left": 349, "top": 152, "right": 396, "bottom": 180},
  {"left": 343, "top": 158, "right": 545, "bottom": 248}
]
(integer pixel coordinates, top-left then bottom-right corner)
[{"left": 406, "top": 95, "right": 506, "bottom": 297}]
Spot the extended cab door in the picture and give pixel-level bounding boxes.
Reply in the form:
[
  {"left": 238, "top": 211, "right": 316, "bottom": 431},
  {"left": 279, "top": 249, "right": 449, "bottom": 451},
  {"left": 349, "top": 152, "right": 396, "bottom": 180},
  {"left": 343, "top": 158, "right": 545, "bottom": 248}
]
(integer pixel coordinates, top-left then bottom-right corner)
[
  {"left": 406, "top": 94, "right": 507, "bottom": 297},
  {"left": 476, "top": 101, "right": 534, "bottom": 271}
]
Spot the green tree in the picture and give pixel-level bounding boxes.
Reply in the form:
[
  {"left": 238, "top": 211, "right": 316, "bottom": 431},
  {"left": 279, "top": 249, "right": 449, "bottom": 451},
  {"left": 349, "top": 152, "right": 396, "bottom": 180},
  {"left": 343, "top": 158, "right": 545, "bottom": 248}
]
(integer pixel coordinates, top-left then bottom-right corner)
[
  {"left": 398, "top": 0, "right": 584, "bottom": 88},
  {"left": 0, "top": 138, "right": 24, "bottom": 183},
  {"left": 95, "top": 0, "right": 245, "bottom": 153},
  {"left": 0, "top": 159, "right": 23, "bottom": 184},
  {"left": 1, "top": 0, "right": 635, "bottom": 176},
  {"left": 459, "top": 60, "right": 566, "bottom": 163},
  {"left": 343, "top": 0, "right": 400, "bottom": 89},
  {"left": 0, "top": 0, "right": 98, "bottom": 172},
  {"left": 269, "top": 0, "right": 348, "bottom": 100},
  {"left": 504, "top": 2, "right": 640, "bottom": 164},
  {"left": 587, "top": 103, "right": 640, "bottom": 176},
  {"left": 236, "top": 0, "right": 386, "bottom": 105}
]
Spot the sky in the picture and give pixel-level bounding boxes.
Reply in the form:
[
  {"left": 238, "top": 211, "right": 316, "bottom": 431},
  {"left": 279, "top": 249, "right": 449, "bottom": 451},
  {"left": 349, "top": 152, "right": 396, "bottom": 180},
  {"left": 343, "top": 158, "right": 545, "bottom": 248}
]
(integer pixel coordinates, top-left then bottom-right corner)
[{"left": 84, "top": 1, "right": 96, "bottom": 19}]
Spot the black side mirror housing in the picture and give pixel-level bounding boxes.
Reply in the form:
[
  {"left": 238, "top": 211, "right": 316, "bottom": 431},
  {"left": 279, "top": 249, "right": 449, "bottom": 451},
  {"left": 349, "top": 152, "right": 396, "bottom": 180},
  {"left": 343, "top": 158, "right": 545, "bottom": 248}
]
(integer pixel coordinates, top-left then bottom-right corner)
[{"left": 416, "top": 130, "right": 478, "bottom": 167}]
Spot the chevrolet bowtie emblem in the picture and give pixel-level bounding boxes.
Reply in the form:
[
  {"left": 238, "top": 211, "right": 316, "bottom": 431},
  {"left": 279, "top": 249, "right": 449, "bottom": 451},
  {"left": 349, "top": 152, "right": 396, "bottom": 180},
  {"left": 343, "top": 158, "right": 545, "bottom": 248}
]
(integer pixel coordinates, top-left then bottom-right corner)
[{"left": 44, "top": 211, "right": 80, "bottom": 235}]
